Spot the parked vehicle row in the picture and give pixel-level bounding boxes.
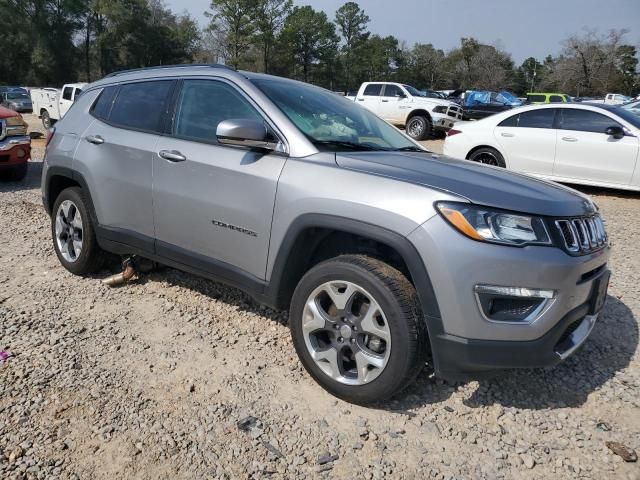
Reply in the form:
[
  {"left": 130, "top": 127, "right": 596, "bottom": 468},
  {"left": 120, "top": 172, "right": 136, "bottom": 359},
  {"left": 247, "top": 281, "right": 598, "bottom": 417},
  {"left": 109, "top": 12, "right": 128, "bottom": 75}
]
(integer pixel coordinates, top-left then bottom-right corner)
[
  {"left": 444, "top": 103, "right": 640, "bottom": 192},
  {"left": 42, "top": 65, "right": 610, "bottom": 404},
  {"left": 347, "top": 82, "right": 463, "bottom": 139},
  {"left": 30, "top": 83, "right": 86, "bottom": 128}
]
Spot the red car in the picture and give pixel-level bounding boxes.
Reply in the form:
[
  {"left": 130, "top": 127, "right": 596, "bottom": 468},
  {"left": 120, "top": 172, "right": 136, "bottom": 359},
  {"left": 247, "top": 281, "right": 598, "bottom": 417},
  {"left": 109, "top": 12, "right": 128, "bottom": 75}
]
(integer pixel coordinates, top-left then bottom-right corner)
[{"left": 0, "top": 105, "right": 30, "bottom": 181}]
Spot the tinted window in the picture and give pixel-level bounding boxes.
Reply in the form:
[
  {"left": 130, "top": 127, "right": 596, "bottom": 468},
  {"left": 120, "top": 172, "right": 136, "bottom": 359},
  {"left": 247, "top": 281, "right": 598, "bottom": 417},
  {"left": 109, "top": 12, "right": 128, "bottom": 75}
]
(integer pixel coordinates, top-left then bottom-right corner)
[
  {"left": 549, "top": 95, "right": 564, "bottom": 103},
  {"left": 363, "top": 84, "right": 382, "bottom": 96},
  {"left": 383, "top": 85, "right": 403, "bottom": 97},
  {"left": 559, "top": 109, "right": 621, "bottom": 133},
  {"left": 74, "top": 88, "right": 83, "bottom": 99},
  {"left": 498, "top": 109, "right": 555, "bottom": 128},
  {"left": 518, "top": 109, "right": 556, "bottom": 128},
  {"left": 498, "top": 114, "right": 518, "bottom": 127},
  {"left": 109, "top": 81, "right": 173, "bottom": 132},
  {"left": 527, "top": 94, "right": 546, "bottom": 103},
  {"left": 92, "top": 86, "right": 118, "bottom": 120},
  {"left": 173, "top": 80, "right": 263, "bottom": 143},
  {"left": 62, "top": 87, "right": 73, "bottom": 101}
]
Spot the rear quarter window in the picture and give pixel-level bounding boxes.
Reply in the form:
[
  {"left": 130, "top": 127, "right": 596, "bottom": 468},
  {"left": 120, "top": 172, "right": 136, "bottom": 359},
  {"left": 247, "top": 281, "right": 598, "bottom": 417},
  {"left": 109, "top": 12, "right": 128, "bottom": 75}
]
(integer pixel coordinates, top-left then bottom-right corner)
[{"left": 91, "top": 86, "right": 118, "bottom": 121}]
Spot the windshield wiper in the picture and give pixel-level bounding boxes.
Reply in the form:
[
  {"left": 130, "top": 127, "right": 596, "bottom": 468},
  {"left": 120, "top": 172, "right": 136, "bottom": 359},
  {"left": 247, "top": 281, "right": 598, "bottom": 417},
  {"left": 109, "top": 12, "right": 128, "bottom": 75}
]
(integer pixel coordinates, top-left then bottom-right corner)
[
  {"left": 312, "top": 140, "right": 383, "bottom": 151},
  {"left": 394, "top": 146, "right": 426, "bottom": 152}
]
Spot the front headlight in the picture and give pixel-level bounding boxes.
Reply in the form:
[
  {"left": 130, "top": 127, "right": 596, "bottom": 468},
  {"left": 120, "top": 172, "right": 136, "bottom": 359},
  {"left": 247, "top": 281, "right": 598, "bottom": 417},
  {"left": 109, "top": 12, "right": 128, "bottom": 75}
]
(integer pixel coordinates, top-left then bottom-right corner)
[
  {"left": 436, "top": 202, "right": 551, "bottom": 246},
  {"left": 433, "top": 105, "right": 448, "bottom": 113},
  {"left": 6, "top": 116, "right": 25, "bottom": 127}
]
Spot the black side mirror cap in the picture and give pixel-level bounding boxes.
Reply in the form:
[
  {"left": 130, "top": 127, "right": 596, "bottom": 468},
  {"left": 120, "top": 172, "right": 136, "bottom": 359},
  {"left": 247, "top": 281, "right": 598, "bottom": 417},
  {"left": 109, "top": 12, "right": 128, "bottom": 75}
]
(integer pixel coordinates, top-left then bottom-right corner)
[{"left": 605, "top": 126, "right": 624, "bottom": 139}]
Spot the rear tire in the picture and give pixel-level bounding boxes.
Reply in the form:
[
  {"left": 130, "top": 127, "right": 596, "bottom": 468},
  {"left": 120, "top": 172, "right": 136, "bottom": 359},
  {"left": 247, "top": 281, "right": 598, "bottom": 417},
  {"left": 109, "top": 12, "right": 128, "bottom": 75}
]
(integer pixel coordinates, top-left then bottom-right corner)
[
  {"left": 51, "top": 187, "right": 106, "bottom": 275},
  {"left": 9, "top": 163, "right": 28, "bottom": 181},
  {"left": 289, "top": 254, "right": 427, "bottom": 405},
  {"left": 468, "top": 147, "right": 506, "bottom": 167},
  {"left": 41, "top": 111, "right": 56, "bottom": 129},
  {"left": 406, "top": 115, "right": 432, "bottom": 141}
]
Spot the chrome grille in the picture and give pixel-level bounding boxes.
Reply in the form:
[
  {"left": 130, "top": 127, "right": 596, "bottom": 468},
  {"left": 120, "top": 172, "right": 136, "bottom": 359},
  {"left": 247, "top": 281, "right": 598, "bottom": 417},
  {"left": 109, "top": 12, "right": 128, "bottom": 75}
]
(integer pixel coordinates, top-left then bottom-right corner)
[
  {"left": 447, "top": 105, "right": 463, "bottom": 120},
  {"left": 555, "top": 215, "right": 607, "bottom": 254}
]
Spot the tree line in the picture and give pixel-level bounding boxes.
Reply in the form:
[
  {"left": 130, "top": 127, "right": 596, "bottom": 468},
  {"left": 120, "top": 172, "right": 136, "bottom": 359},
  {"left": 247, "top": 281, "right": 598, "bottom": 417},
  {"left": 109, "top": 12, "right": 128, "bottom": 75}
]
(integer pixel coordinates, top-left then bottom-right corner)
[{"left": 1, "top": 0, "right": 637, "bottom": 96}]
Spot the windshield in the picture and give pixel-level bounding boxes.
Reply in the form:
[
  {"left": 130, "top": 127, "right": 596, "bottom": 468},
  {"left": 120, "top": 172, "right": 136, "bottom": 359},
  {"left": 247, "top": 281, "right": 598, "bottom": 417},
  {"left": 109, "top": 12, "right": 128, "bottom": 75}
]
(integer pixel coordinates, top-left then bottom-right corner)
[
  {"left": 402, "top": 85, "right": 426, "bottom": 97},
  {"left": 252, "top": 78, "right": 423, "bottom": 152},
  {"left": 7, "top": 92, "right": 29, "bottom": 100},
  {"left": 612, "top": 106, "right": 640, "bottom": 128}
]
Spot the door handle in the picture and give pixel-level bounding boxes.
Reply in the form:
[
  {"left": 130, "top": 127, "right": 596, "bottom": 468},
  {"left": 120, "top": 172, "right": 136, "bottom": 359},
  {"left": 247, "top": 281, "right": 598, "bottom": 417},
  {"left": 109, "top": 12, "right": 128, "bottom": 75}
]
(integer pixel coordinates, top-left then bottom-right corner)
[
  {"left": 381, "top": 99, "right": 389, "bottom": 102},
  {"left": 159, "top": 150, "right": 187, "bottom": 162},
  {"left": 561, "top": 136, "right": 578, "bottom": 142},
  {"left": 500, "top": 132, "right": 515, "bottom": 137},
  {"left": 86, "top": 135, "right": 104, "bottom": 145},
  {"left": 357, "top": 98, "right": 364, "bottom": 101}
]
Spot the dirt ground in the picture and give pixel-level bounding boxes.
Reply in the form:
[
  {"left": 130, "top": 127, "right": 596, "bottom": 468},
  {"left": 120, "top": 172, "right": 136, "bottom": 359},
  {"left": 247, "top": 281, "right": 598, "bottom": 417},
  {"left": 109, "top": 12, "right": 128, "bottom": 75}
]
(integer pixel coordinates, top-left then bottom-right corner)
[{"left": 0, "top": 115, "right": 638, "bottom": 479}]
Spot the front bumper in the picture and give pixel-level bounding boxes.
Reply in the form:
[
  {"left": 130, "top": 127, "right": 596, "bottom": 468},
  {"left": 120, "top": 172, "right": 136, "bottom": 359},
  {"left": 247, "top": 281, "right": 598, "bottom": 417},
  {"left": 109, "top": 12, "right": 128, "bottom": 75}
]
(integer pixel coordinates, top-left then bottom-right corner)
[
  {"left": 0, "top": 135, "right": 31, "bottom": 167},
  {"left": 408, "top": 213, "right": 610, "bottom": 378}
]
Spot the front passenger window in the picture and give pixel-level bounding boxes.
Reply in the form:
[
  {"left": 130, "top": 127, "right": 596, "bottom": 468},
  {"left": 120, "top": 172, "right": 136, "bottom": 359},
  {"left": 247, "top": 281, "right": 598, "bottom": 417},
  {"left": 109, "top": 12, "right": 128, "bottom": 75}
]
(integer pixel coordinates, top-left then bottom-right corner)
[{"left": 173, "top": 80, "right": 263, "bottom": 143}]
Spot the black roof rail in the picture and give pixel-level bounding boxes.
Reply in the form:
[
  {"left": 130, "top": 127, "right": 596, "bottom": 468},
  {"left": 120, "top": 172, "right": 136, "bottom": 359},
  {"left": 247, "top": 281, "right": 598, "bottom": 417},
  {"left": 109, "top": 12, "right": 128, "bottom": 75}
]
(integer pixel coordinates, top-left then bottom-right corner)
[{"left": 104, "top": 64, "right": 234, "bottom": 78}]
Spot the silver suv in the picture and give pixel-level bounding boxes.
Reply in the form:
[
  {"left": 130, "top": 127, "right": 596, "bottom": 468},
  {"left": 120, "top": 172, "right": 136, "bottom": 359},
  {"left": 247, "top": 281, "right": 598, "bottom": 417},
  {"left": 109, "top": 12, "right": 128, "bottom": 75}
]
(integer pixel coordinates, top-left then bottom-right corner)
[{"left": 42, "top": 65, "right": 611, "bottom": 404}]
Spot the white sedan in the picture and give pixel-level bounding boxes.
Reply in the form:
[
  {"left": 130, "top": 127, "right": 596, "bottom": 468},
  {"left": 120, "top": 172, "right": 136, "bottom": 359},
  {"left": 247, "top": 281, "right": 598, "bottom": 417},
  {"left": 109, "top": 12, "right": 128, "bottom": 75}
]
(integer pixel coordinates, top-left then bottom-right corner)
[{"left": 443, "top": 103, "right": 640, "bottom": 192}]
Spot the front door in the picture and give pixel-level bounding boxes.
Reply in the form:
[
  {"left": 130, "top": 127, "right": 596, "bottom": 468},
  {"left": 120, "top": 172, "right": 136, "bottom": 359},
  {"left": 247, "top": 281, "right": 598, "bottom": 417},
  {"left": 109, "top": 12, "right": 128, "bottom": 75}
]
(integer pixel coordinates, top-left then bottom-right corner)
[
  {"left": 152, "top": 79, "right": 287, "bottom": 280},
  {"left": 553, "top": 108, "right": 638, "bottom": 185}
]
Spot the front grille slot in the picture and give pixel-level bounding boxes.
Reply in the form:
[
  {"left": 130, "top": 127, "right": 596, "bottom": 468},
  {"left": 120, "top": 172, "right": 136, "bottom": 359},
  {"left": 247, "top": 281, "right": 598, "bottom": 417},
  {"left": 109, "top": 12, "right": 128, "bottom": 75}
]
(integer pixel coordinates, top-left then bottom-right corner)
[{"left": 555, "top": 215, "right": 607, "bottom": 255}]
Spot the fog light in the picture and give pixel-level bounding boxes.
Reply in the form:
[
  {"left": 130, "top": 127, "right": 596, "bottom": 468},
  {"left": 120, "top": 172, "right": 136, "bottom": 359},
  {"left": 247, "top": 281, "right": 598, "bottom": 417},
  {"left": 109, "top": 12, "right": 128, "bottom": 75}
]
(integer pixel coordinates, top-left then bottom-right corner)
[
  {"left": 474, "top": 284, "right": 555, "bottom": 324},
  {"left": 16, "top": 148, "right": 26, "bottom": 158}
]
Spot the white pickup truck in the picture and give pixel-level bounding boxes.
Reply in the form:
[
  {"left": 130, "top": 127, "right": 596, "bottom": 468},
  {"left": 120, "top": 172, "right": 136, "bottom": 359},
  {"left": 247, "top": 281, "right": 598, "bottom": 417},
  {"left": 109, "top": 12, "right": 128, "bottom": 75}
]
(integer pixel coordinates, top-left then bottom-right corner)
[
  {"left": 347, "top": 82, "right": 463, "bottom": 140},
  {"left": 30, "top": 83, "right": 87, "bottom": 128},
  {"left": 587, "top": 93, "right": 632, "bottom": 105}
]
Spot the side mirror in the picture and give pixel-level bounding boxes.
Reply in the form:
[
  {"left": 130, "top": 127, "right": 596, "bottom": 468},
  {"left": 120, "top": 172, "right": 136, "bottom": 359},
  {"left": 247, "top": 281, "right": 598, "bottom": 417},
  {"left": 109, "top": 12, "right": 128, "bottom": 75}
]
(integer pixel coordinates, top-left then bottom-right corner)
[
  {"left": 605, "top": 125, "right": 624, "bottom": 139},
  {"left": 216, "top": 118, "right": 278, "bottom": 151}
]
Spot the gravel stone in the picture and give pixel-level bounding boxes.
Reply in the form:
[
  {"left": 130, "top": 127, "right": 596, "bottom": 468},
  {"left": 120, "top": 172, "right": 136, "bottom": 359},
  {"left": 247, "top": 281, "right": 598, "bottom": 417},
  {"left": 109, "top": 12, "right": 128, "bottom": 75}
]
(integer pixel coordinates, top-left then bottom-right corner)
[{"left": 0, "top": 127, "right": 638, "bottom": 479}]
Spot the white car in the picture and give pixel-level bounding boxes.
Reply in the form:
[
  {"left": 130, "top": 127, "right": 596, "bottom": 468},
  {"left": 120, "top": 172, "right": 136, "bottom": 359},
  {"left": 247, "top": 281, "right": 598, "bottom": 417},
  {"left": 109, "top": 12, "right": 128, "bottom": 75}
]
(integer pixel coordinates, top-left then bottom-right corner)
[{"left": 443, "top": 103, "right": 640, "bottom": 192}]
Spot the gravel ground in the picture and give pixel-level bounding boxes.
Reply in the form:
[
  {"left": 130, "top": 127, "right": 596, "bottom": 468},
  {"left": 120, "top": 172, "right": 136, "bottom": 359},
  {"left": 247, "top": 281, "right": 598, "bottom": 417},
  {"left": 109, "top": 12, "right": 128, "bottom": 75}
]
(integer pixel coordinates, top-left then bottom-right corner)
[{"left": 1, "top": 115, "right": 639, "bottom": 479}]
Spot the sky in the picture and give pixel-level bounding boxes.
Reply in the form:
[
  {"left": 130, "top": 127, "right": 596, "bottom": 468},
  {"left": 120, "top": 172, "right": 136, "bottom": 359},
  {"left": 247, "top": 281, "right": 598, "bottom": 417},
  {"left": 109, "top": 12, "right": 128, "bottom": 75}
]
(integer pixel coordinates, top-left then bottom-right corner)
[{"left": 166, "top": 0, "right": 640, "bottom": 63}]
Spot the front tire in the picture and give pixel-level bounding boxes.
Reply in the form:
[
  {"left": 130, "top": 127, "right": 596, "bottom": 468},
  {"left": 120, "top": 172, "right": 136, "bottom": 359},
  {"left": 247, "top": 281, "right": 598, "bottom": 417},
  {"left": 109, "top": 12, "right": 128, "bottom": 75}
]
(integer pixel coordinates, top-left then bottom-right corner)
[
  {"left": 468, "top": 147, "right": 506, "bottom": 167},
  {"left": 289, "top": 255, "right": 427, "bottom": 404},
  {"left": 406, "top": 115, "right": 432, "bottom": 141},
  {"left": 51, "top": 187, "right": 106, "bottom": 275}
]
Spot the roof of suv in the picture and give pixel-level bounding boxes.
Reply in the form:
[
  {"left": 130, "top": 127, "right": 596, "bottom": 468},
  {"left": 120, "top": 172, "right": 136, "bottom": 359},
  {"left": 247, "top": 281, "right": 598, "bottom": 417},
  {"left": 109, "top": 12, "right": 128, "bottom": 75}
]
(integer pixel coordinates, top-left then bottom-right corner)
[{"left": 90, "top": 64, "right": 304, "bottom": 90}]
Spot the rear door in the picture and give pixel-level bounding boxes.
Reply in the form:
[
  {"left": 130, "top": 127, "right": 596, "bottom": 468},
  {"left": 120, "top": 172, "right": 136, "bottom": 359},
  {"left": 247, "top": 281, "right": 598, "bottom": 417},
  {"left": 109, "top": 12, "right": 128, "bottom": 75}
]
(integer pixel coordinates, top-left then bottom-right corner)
[
  {"left": 553, "top": 108, "right": 638, "bottom": 185},
  {"left": 152, "top": 78, "right": 287, "bottom": 280},
  {"left": 493, "top": 108, "right": 557, "bottom": 175},
  {"left": 74, "top": 80, "right": 175, "bottom": 244},
  {"left": 355, "top": 83, "right": 383, "bottom": 116}
]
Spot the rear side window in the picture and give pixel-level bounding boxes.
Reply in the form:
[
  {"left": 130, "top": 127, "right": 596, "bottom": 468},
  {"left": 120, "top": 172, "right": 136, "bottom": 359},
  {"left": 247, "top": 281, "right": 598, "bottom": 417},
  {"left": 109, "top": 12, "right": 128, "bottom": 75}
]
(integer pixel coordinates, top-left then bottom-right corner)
[
  {"left": 92, "top": 86, "right": 118, "bottom": 120},
  {"left": 498, "top": 109, "right": 555, "bottom": 128},
  {"left": 549, "top": 95, "right": 564, "bottom": 103},
  {"left": 363, "top": 84, "right": 382, "bottom": 96},
  {"left": 109, "top": 80, "right": 173, "bottom": 132},
  {"left": 518, "top": 109, "right": 555, "bottom": 128},
  {"left": 559, "top": 109, "right": 621, "bottom": 133},
  {"left": 62, "top": 87, "right": 73, "bottom": 101},
  {"left": 173, "top": 80, "right": 263, "bottom": 143}
]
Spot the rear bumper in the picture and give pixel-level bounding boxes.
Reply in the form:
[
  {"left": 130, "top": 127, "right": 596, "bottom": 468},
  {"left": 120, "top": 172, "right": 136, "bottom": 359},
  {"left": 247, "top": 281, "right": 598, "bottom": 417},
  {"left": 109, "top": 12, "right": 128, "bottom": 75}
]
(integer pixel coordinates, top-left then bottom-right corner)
[{"left": 0, "top": 135, "right": 31, "bottom": 167}]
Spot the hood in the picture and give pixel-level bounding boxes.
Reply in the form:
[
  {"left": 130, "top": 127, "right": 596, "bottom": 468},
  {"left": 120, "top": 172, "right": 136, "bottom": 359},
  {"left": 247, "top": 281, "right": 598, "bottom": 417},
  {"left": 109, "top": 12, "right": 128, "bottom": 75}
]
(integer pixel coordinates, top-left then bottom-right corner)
[
  {"left": 411, "top": 97, "right": 452, "bottom": 108},
  {"left": 0, "top": 106, "right": 20, "bottom": 119},
  {"left": 335, "top": 151, "right": 595, "bottom": 217}
]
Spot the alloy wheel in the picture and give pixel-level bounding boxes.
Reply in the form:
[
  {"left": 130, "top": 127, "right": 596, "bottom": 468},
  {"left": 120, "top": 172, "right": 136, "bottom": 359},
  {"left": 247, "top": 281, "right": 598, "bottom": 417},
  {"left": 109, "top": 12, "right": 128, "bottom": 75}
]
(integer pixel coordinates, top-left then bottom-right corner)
[
  {"left": 55, "top": 200, "right": 84, "bottom": 262},
  {"left": 301, "top": 281, "right": 391, "bottom": 385},
  {"left": 407, "top": 118, "right": 425, "bottom": 138}
]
